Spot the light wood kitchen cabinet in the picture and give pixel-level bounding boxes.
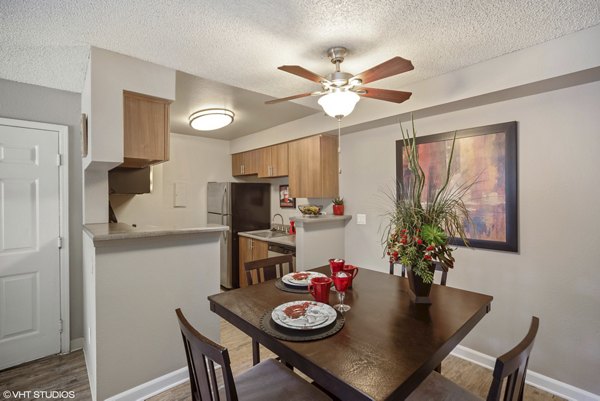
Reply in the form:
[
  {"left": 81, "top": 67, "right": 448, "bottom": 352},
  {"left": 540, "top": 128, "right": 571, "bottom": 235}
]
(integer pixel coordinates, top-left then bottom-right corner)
[
  {"left": 232, "top": 150, "right": 259, "bottom": 176},
  {"left": 258, "top": 143, "right": 288, "bottom": 177},
  {"left": 121, "top": 90, "right": 172, "bottom": 168},
  {"left": 238, "top": 236, "right": 268, "bottom": 287},
  {"left": 288, "top": 135, "right": 339, "bottom": 198}
]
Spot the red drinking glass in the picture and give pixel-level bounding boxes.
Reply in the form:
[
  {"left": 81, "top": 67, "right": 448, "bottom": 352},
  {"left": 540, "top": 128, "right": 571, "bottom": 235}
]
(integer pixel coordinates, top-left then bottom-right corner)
[
  {"left": 342, "top": 264, "right": 359, "bottom": 288},
  {"left": 329, "top": 258, "right": 345, "bottom": 274},
  {"left": 308, "top": 277, "right": 333, "bottom": 304},
  {"left": 332, "top": 271, "right": 351, "bottom": 312}
]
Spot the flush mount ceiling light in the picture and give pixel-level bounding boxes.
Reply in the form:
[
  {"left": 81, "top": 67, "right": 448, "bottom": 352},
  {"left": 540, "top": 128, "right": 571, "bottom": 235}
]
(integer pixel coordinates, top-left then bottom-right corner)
[{"left": 189, "top": 108, "right": 234, "bottom": 131}]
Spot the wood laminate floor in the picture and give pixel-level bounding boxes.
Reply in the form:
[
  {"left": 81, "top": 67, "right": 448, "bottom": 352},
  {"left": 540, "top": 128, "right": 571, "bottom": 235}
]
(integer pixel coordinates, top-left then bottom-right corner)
[{"left": 0, "top": 320, "right": 563, "bottom": 401}]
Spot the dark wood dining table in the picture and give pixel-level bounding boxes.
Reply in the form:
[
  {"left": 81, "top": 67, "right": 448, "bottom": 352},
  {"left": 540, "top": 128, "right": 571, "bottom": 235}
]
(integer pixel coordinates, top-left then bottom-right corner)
[{"left": 208, "top": 266, "right": 493, "bottom": 401}]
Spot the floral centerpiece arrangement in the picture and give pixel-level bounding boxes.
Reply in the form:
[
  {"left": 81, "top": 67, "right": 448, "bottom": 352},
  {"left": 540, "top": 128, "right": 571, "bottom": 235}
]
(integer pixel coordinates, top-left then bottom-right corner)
[{"left": 384, "top": 119, "right": 474, "bottom": 287}]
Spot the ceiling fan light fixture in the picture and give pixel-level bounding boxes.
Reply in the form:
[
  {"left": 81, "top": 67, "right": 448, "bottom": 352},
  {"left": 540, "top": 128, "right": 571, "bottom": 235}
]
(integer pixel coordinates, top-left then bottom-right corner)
[
  {"left": 318, "top": 90, "right": 360, "bottom": 119},
  {"left": 189, "top": 108, "right": 234, "bottom": 131}
]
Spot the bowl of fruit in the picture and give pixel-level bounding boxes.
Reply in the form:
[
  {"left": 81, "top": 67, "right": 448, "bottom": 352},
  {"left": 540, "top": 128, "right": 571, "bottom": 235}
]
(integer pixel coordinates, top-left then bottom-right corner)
[{"left": 298, "top": 204, "right": 322, "bottom": 217}]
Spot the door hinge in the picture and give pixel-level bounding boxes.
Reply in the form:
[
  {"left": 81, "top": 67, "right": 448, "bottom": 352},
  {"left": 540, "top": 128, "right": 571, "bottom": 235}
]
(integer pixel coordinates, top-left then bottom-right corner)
[
  {"left": 59, "top": 319, "right": 64, "bottom": 333},
  {"left": 57, "top": 154, "right": 63, "bottom": 166},
  {"left": 57, "top": 236, "right": 63, "bottom": 249}
]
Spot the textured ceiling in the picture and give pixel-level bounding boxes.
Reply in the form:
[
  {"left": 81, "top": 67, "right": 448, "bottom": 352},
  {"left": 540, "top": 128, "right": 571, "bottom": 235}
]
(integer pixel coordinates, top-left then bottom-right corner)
[
  {"left": 1, "top": 1, "right": 599, "bottom": 110},
  {"left": 171, "top": 71, "right": 317, "bottom": 139}
]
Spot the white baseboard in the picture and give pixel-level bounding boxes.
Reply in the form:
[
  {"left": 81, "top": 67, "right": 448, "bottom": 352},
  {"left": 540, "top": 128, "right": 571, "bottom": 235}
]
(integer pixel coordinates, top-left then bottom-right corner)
[
  {"left": 105, "top": 367, "right": 189, "bottom": 401},
  {"left": 70, "top": 337, "right": 84, "bottom": 351},
  {"left": 452, "top": 345, "right": 600, "bottom": 401}
]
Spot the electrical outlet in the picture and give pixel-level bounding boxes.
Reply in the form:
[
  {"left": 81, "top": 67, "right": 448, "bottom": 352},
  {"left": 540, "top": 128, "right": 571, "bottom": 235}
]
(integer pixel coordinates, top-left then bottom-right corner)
[{"left": 356, "top": 214, "right": 367, "bottom": 225}]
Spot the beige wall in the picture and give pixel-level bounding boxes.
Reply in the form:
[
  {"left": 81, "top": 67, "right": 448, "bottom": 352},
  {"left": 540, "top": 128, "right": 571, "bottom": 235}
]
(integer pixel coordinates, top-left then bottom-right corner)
[
  {"left": 340, "top": 80, "right": 600, "bottom": 394},
  {"left": 111, "top": 133, "right": 231, "bottom": 227}
]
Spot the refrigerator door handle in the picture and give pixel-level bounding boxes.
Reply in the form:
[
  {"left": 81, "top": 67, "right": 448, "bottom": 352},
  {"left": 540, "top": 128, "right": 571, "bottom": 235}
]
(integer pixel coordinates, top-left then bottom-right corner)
[{"left": 221, "top": 186, "right": 227, "bottom": 216}]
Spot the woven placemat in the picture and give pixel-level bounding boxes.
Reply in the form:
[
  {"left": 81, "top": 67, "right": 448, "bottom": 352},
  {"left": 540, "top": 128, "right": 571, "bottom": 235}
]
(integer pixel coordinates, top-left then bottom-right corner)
[
  {"left": 274, "top": 278, "right": 309, "bottom": 294},
  {"left": 259, "top": 311, "right": 345, "bottom": 342}
]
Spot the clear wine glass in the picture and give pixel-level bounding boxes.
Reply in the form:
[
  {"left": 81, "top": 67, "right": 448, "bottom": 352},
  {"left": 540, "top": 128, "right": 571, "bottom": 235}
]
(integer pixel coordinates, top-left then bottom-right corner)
[{"left": 332, "top": 271, "right": 351, "bottom": 312}]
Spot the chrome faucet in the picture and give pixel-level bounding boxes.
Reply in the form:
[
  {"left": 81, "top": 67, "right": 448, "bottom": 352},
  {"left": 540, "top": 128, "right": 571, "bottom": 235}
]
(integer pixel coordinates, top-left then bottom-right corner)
[{"left": 272, "top": 213, "right": 284, "bottom": 231}]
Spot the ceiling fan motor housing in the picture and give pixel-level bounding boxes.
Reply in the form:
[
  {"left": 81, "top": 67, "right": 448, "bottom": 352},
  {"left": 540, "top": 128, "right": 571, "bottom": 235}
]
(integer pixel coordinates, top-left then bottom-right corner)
[{"left": 326, "top": 71, "right": 353, "bottom": 87}]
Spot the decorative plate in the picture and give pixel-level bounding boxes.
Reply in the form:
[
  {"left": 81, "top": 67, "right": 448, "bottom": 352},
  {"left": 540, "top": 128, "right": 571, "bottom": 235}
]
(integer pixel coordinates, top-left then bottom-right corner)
[
  {"left": 281, "top": 271, "right": 327, "bottom": 287},
  {"left": 271, "top": 301, "right": 337, "bottom": 330}
]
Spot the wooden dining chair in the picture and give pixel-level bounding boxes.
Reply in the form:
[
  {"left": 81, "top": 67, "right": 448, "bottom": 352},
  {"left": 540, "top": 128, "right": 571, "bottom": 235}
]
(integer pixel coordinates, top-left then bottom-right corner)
[
  {"left": 389, "top": 261, "right": 448, "bottom": 286},
  {"left": 406, "top": 316, "right": 540, "bottom": 401},
  {"left": 176, "top": 308, "right": 332, "bottom": 401},
  {"left": 244, "top": 255, "right": 294, "bottom": 366},
  {"left": 244, "top": 254, "right": 294, "bottom": 286}
]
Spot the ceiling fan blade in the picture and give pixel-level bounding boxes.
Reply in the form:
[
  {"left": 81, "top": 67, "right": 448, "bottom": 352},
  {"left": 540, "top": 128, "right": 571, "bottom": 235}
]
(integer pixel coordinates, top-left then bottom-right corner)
[
  {"left": 359, "top": 87, "right": 412, "bottom": 103},
  {"left": 354, "top": 57, "right": 414, "bottom": 84},
  {"left": 265, "top": 92, "right": 313, "bottom": 104},
  {"left": 278, "top": 65, "right": 329, "bottom": 84}
]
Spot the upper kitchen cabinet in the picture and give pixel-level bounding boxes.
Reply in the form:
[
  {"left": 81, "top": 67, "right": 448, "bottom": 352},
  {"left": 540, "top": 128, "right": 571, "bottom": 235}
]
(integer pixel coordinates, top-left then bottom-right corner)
[
  {"left": 258, "top": 143, "right": 288, "bottom": 178},
  {"left": 231, "top": 149, "right": 259, "bottom": 176},
  {"left": 121, "top": 90, "right": 172, "bottom": 168},
  {"left": 288, "top": 135, "right": 339, "bottom": 198}
]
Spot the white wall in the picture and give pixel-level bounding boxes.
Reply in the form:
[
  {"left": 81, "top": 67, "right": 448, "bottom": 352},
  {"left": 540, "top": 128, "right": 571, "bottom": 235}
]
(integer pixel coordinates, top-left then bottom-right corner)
[
  {"left": 341, "top": 80, "right": 600, "bottom": 395},
  {"left": 0, "top": 78, "right": 84, "bottom": 341},
  {"left": 111, "top": 133, "right": 231, "bottom": 226}
]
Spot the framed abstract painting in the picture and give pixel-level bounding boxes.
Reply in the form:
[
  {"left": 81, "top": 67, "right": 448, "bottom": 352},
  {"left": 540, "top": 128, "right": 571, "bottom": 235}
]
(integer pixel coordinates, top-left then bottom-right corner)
[{"left": 396, "top": 121, "right": 518, "bottom": 252}]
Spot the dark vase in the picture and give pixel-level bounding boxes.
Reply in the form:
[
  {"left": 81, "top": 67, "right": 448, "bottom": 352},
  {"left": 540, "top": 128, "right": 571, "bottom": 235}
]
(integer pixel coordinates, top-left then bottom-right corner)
[
  {"left": 333, "top": 204, "right": 344, "bottom": 215},
  {"left": 406, "top": 264, "right": 436, "bottom": 304}
]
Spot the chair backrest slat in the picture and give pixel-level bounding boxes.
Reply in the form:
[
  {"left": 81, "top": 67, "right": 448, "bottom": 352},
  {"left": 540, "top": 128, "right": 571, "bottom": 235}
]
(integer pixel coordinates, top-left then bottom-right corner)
[
  {"left": 245, "top": 255, "right": 294, "bottom": 286},
  {"left": 176, "top": 308, "right": 239, "bottom": 401},
  {"left": 486, "top": 316, "right": 540, "bottom": 401}
]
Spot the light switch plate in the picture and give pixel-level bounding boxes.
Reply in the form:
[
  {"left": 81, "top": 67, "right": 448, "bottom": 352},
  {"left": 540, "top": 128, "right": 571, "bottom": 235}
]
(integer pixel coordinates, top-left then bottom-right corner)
[{"left": 356, "top": 214, "right": 367, "bottom": 225}]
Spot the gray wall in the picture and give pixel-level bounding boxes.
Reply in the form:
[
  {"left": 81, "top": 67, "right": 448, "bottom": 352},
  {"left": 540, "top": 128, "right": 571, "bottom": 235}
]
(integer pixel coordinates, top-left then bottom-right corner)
[
  {"left": 340, "top": 79, "right": 600, "bottom": 394},
  {"left": 0, "top": 78, "right": 83, "bottom": 341}
]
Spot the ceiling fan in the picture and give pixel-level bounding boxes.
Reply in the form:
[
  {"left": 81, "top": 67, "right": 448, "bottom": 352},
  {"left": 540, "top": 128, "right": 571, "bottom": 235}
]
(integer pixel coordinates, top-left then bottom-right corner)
[{"left": 266, "top": 47, "right": 414, "bottom": 119}]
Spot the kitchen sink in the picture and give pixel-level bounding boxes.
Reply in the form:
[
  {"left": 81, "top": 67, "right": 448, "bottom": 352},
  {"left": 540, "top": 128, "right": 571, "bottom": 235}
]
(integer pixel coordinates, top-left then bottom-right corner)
[{"left": 249, "top": 230, "right": 290, "bottom": 239}]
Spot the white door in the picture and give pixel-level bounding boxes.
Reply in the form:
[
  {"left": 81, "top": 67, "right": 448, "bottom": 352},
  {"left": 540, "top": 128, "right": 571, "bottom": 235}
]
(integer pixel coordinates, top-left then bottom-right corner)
[{"left": 0, "top": 122, "right": 61, "bottom": 369}]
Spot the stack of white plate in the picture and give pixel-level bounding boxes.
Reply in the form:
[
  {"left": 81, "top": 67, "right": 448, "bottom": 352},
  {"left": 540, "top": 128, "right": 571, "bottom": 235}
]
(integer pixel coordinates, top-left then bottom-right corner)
[
  {"left": 271, "top": 301, "right": 337, "bottom": 330},
  {"left": 281, "top": 271, "right": 327, "bottom": 288}
]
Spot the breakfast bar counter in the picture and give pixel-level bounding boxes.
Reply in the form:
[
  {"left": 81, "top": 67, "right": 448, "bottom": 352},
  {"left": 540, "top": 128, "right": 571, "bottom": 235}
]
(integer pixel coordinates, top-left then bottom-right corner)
[{"left": 82, "top": 223, "right": 226, "bottom": 400}]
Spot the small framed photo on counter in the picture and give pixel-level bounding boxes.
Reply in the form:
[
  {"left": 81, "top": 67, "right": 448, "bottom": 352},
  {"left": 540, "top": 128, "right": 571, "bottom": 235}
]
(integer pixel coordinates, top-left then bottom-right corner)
[{"left": 279, "top": 185, "right": 295, "bottom": 208}]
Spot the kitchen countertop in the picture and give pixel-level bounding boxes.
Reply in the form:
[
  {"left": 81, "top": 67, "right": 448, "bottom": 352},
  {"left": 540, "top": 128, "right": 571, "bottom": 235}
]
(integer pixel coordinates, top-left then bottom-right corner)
[
  {"left": 238, "top": 230, "right": 296, "bottom": 248},
  {"left": 83, "top": 222, "right": 228, "bottom": 243}
]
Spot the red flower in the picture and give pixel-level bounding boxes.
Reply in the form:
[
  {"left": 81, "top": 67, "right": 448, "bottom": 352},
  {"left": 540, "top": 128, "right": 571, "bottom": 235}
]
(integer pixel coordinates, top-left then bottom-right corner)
[
  {"left": 392, "top": 251, "right": 398, "bottom": 258},
  {"left": 424, "top": 255, "right": 432, "bottom": 261},
  {"left": 426, "top": 245, "right": 435, "bottom": 251},
  {"left": 401, "top": 229, "right": 407, "bottom": 234},
  {"left": 416, "top": 239, "right": 423, "bottom": 245}
]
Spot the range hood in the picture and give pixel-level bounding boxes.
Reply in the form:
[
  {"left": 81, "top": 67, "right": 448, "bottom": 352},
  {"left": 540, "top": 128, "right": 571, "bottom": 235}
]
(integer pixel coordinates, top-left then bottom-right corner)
[{"left": 109, "top": 166, "right": 152, "bottom": 194}]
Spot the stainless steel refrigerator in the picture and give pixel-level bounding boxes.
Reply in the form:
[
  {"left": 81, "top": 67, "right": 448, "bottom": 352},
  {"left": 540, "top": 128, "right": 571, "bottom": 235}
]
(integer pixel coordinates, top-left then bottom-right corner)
[{"left": 207, "top": 182, "right": 271, "bottom": 288}]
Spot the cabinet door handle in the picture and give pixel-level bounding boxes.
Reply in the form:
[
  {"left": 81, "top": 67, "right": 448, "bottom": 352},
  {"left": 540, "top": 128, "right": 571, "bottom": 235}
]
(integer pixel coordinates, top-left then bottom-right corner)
[{"left": 241, "top": 164, "right": 245, "bottom": 174}]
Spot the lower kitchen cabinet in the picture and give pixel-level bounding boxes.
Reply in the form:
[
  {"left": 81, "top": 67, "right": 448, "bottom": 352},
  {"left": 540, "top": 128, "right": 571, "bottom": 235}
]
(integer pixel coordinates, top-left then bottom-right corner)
[{"left": 239, "top": 236, "right": 268, "bottom": 287}]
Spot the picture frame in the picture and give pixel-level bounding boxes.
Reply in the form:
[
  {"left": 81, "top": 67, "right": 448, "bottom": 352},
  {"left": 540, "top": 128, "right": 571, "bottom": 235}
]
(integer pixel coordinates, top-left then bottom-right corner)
[
  {"left": 279, "top": 184, "right": 296, "bottom": 208},
  {"left": 396, "top": 121, "right": 518, "bottom": 252}
]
